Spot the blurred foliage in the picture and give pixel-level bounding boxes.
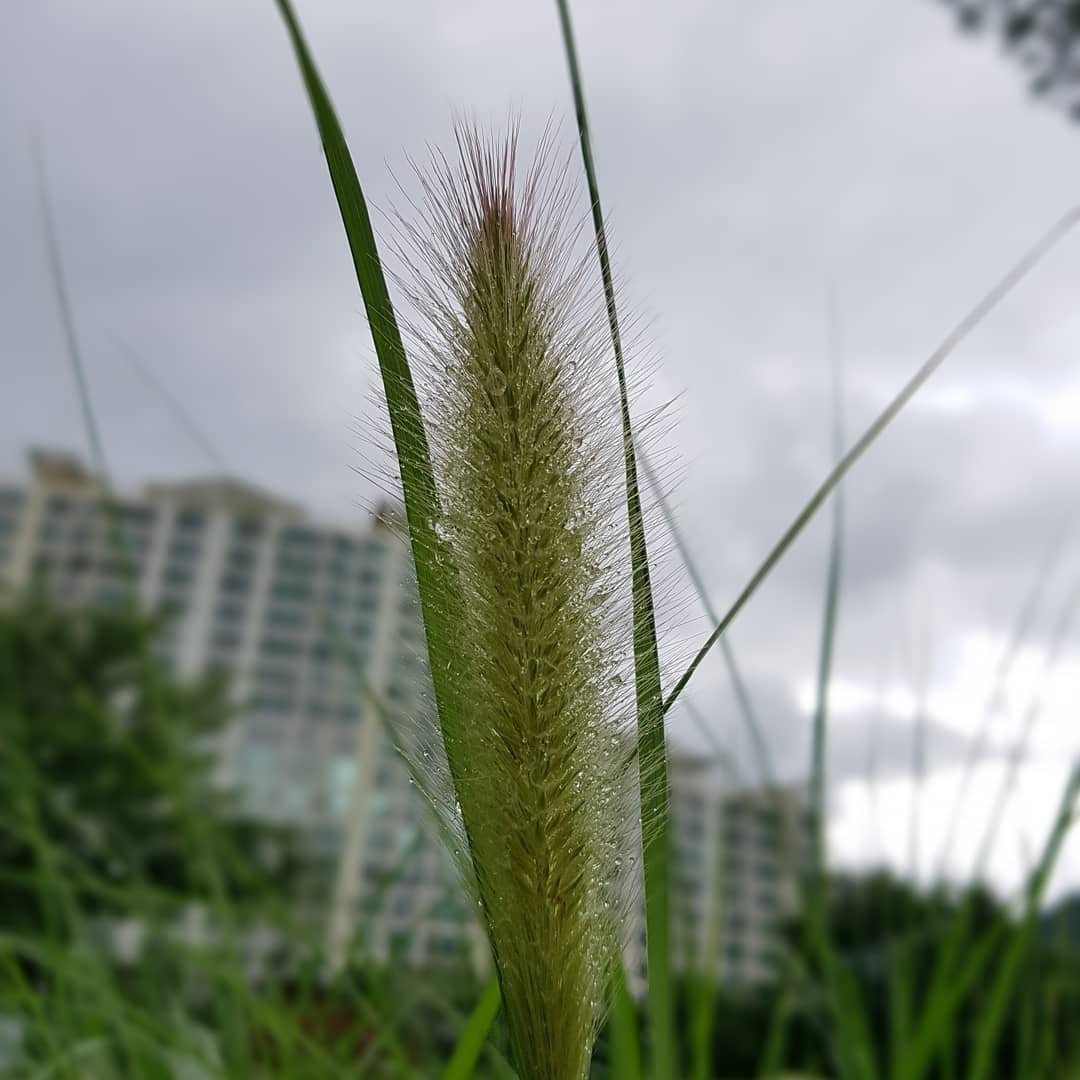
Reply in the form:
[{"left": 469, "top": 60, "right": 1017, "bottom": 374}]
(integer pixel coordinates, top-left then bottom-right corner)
[
  {"left": 604, "top": 872, "right": 1080, "bottom": 1077},
  {"left": 773, "top": 870, "right": 1080, "bottom": 1078},
  {"left": 941, "top": 1, "right": 1080, "bottom": 120},
  {"left": 0, "top": 590, "right": 298, "bottom": 940}
]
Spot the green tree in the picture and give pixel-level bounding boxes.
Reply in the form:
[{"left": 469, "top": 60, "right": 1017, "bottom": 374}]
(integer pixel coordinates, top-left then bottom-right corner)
[
  {"left": 939, "top": 1, "right": 1080, "bottom": 120},
  {"left": 0, "top": 591, "right": 295, "bottom": 940}
]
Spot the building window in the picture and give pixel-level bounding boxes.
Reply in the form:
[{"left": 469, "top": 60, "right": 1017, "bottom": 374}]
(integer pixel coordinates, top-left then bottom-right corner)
[
  {"left": 281, "top": 525, "right": 319, "bottom": 549},
  {"left": 259, "top": 635, "right": 299, "bottom": 658},
  {"left": 333, "top": 534, "right": 355, "bottom": 557},
  {"left": 175, "top": 508, "right": 206, "bottom": 532},
  {"left": 757, "top": 861, "right": 779, "bottom": 883},
  {"left": 271, "top": 582, "right": 310, "bottom": 604},
  {"left": 322, "top": 587, "right": 348, "bottom": 611},
  {"left": 67, "top": 553, "right": 93, "bottom": 576},
  {"left": 266, "top": 606, "right": 304, "bottom": 631},
  {"left": 220, "top": 572, "right": 251, "bottom": 596},
  {"left": 38, "top": 522, "right": 63, "bottom": 546},
  {"left": 233, "top": 516, "right": 262, "bottom": 540},
  {"left": 217, "top": 601, "right": 246, "bottom": 624},
  {"left": 118, "top": 503, "right": 153, "bottom": 527},
  {"left": 119, "top": 526, "right": 150, "bottom": 556},
  {"left": 213, "top": 629, "right": 241, "bottom": 652},
  {"left": 45, "top": 494, "right": 73, "bottom": 516},
  {"left": 163, "top": 566, "right": 193, "bottom": 589},
  {"left": 168, "top": 536, "right": 200, "bottom": 561},
  {"left": 227, "top": 542, "right": 256, "bottom": 566},
  {"left": 254, "top": 691, "right": 292, "bottom": 714}
]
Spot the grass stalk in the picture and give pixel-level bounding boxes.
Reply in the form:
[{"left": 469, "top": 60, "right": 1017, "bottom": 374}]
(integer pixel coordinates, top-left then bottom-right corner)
[
  {"left": 608, "top": 961, "right": 643, "bottom": 1080},
  {"left": 967, "top": 765, "right": 1079, "bottom": 1080},
  {"left": 639, "top": 450, "right": 776, "bottom": 790},
  {"left": 553, "top": 5, "right": 675, "bottom": 1073},
  {"left": 663, "top": 207, "right": 1080, "bottom": 716},
  {"left": 440, "top": 976, "right": 502, "bottom": 1080}
]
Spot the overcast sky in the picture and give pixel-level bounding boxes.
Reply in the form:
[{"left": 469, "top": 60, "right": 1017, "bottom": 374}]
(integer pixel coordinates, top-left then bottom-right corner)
[{"left": 3, "top": 0, "right": 1079, "bottom": 901}]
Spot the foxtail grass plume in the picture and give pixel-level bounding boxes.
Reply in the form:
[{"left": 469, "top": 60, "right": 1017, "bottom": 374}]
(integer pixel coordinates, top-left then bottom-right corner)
[{"left": 393, "top": 123, "right": 638, "bottom": 1079}]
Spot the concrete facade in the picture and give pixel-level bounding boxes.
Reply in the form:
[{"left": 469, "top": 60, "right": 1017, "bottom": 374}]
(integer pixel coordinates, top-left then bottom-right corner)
[
  {"left": 0, "top": 449, "right": 484, "bottom": 970},
  {"left": 0, "top": 449, "right": 807, "bottom": 984}
]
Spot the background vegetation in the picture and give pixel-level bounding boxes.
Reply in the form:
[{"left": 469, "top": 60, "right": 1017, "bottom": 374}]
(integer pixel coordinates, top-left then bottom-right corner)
[{"left": 2, "top": 1, "right": 1079, "bottom": 1077}]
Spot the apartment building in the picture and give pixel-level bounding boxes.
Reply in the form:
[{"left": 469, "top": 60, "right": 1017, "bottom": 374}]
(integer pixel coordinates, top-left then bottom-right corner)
[
  {"left": 664, "top": 752, "right": 812, "bottom": 986},
  {"left": 0, "top": 448, "right": 484, "bottom": 970},
  {"left": 0, "top": 448, "right": 808, "bottom": 985}
]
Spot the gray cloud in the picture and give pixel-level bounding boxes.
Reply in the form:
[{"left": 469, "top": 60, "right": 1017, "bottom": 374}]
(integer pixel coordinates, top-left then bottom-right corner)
[{"left": 4, "top": 0, "right": 1078, "bottom": 889}]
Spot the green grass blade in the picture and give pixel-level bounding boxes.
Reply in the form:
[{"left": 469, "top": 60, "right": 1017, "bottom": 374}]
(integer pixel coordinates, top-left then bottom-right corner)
[
  {"left": 809, "top": 296, "right": 845, "bottom": 889},
  {"left": 441, "top": 975, "right": 502, "bottom": 1080},
  {"left": 804, "top": 313, "right": 879, "bottom": 1080},
  {"left": 609, "top": 961, "right": 643, "bottom": 1080},
  {"left": 972, "top": 572, "right": 1080, "bottom": 877},
  {"left": 967, "top": 765, "right": 1080, "bottom": 1080},
  {"left": 895, "top": 893, "right": 1005, "bottom": 1080},
  {"left": 906, "top": 633, "right": 931, "bottom": 882},
  {"left": 662, "top": 207, "right": 1080, "bottom": 716},
  {"left": 934, "top": 514, "right": 1074, "bottom": 878},
  {"left": 35, "top": 149, "right": 142, "bottom": 596},
  {"left": 273, "top": 0, "right": 483, "bottom": 898},
  {"left": 35, "top": 148, "right": 110, "bottom": 486},
  {"left": 886, "top": 941, "right": 914, "bottom": 1080},
  {"left": 116, "top": 338, "right": 230, "bottom": 472},
  {"left": 757, "top": 976, "right": 795, "bottom": 1079},
  {"left": 689, "top": 799, "right": 727, "bottom": 1080},
  {"left": 640, "top": 451, "right": 776, "bottom": 790},
  {"left": 554, "top": 2, "right": 675, "bottom": 1074}
]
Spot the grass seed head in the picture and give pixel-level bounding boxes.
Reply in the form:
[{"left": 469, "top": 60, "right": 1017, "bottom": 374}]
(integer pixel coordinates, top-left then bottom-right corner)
[{"left": 391, "top": 121, "right": 640, "bottom": 1079}]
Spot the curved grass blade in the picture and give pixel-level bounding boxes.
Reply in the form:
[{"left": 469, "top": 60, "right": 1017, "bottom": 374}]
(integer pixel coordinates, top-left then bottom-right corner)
[
  {"left": 689, "top": 798, "right": 728, "bottom": 1080},
  {"left": 608, "top": 961, "right": 643, "bottom": 1080},
  {"left": 682, "top": 695, "right": 742, "bottom": 784},
  {"left": 35, "top": 150, "right": 142, "bottom": 593},
  {"left": 639, "top": 450, "right": 776, "bottom": 790},
  {"left": 894, "top": 916, "right": 1006, "bottom": 1080},
  {"left": 34, "top": 148, "right": 110, "bottom": 486},
  {"left": 663, "top": 207, "right": 1080, "bottom": 716},
  {"left": 803, "top": 304, "right": 879, "bottom": 1080},
  {"left": 934, "top": 512, "right": 1074, "bottom": 879},
  {"left": 967, "top": 765, "right": 1079, "bottom": 1080},
  {"left": 115, "top": 338, "right": 230, "bottom": 473},
  {"left": 972, "top": 571, "right": 1080, "bottom": 878},
  {"left": 810, "top": 292, "right": 845, "bottom": 890},
  {"left": 554, "top": 2, "right": 674, "bottom": 1073},
  {"left": 272, "top": 0, "right": 485, "bottom": 915},
  {"left": 441, "top": 975, "right": 502, "bottom": 1080}
]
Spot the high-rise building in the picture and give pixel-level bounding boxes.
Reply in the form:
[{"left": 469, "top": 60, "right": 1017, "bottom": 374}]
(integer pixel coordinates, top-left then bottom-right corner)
[
  {"left": 0, "top": 448, "right": 484, "bottom": 970},
  {"left": 0, "top": 448, "right": 808, "bottom": 985},
  {"left": 627, "top": 751, "right": 812, "bottom": 989}
]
